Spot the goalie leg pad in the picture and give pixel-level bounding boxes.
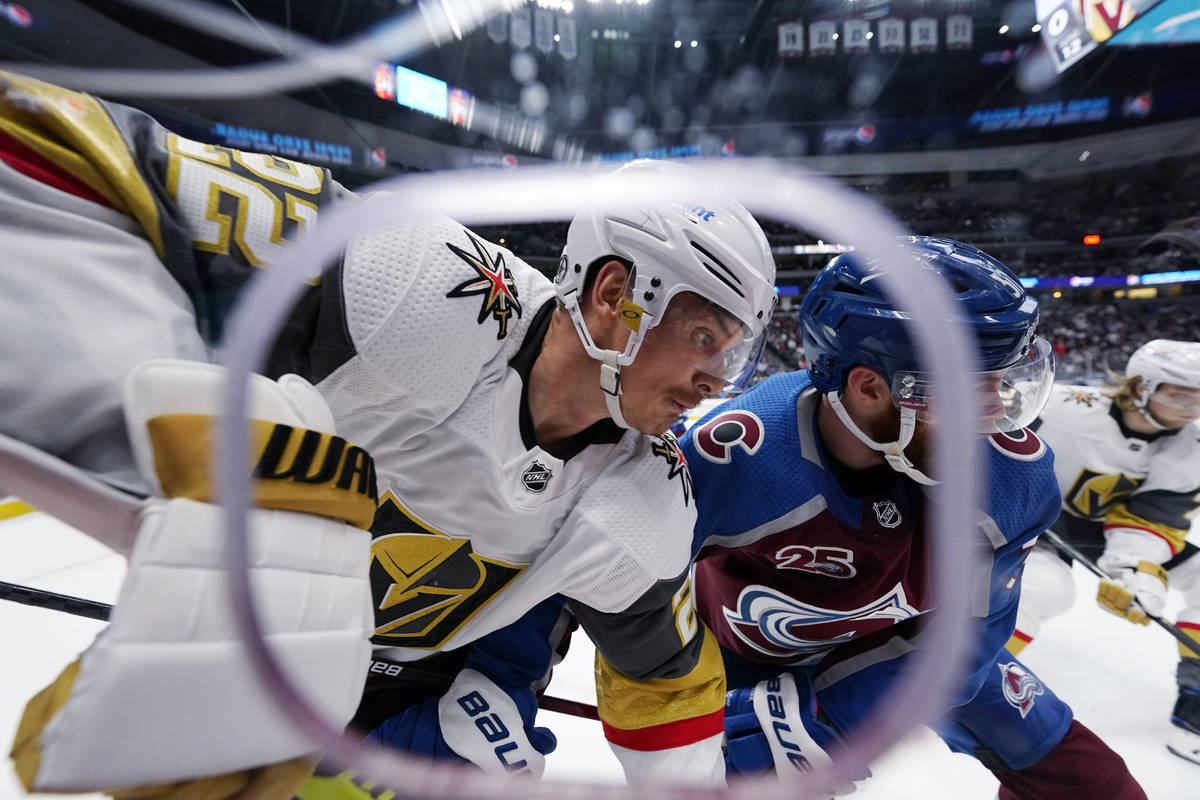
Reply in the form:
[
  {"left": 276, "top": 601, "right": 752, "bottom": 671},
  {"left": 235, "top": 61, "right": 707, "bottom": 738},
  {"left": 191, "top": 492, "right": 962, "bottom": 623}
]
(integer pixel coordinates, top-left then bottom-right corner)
[{"left": 14, "top": 360, "right": 377, "bottom": 792}]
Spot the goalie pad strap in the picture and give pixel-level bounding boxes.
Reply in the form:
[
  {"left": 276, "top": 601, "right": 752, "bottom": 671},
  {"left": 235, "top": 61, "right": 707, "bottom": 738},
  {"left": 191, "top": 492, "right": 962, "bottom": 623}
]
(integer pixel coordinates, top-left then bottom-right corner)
[{"left": 146, "top": 413, "right": 377, "bottom": 529}]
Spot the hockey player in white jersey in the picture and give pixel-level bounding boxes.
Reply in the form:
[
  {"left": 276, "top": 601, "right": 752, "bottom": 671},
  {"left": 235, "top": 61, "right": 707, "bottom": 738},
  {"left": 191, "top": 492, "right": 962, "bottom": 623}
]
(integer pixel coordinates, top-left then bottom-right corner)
[
  {"left": 0, "top": 71, "right": 777, "bottom": 797},
  {"left": 1005, "top": 339, "right": 1200, "bottom": 764}
]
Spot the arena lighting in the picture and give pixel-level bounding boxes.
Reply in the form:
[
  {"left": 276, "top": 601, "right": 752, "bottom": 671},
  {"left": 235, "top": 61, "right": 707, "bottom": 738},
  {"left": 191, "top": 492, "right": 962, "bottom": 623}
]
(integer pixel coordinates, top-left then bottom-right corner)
[
  {"left": 1083, "top": 234, "right": 1102, "bottom": 245},
  {"left": 999, "top": 24, "right": 1010, "bottom": 33}
]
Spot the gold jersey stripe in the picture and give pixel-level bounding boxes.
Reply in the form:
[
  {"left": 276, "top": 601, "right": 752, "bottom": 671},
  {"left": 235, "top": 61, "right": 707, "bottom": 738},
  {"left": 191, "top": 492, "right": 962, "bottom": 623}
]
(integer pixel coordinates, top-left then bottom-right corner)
[
  {"left": 0, "top": 499, "right": 35, "bottom": 521},
  {"left": 146, "top": 413, "right": 377, "bottom": 529},
  {"left": 1105, "top": 503, "right": 1188, "bottom": 555},
  {"left": 0, "top": 70, "right": 164, "bottom": 257},
  {"left": 594, "top": 624, "right": 725, "bottom": 732}
]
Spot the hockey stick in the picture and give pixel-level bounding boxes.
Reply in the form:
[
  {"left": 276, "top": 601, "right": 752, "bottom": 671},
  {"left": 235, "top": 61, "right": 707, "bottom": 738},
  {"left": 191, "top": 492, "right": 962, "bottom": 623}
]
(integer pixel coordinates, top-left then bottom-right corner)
[
  {"left": 1041, "top": 530, "right": 1200, "bottom": 658},
  {"left": 0, "top": 579, "right": 600, "bottom": 720}
]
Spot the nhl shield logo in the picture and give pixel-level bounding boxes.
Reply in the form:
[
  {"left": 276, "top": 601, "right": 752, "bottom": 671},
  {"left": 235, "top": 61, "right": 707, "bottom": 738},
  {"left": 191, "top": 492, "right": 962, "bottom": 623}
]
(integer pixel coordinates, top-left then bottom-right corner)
[
  {"left": 872, "top": 500, "right": 902, "bottom": 529},
  {"left": 521, "top": 459, "right": 553, "bottom": 493},
  {"left": 999, "top": 661, "right": 1044, "bottom": 719}
]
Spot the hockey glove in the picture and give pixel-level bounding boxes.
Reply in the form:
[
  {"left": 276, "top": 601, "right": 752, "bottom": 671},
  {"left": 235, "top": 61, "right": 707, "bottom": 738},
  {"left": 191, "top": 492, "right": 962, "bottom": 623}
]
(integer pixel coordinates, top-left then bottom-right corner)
[
  {"left": 1096, "top": 552, "right": 1168, "bottom": 625},
  {"left": 369, "top": 668, "right": 557, "bottom": 777},
  {"left": 724, "top": 672, "right": 861, "bottom": 796}
]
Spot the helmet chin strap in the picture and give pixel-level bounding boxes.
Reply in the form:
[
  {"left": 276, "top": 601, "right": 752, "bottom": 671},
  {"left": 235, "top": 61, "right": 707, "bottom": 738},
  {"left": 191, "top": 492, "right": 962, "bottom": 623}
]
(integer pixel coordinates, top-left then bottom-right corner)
[
  {"left": 599, "top": 349, "right": 632, "bottom": 429},
  {"left": 1133, "top": 387, "right": 1172, "bottom": 431},
  {"left": 828, "top": 391, "right": 938, "bottom": 486}
]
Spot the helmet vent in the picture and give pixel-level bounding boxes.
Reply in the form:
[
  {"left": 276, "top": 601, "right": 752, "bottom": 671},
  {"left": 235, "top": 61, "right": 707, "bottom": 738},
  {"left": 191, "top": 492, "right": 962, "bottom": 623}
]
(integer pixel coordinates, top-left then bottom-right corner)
[
  {"left": 832, "top": 282, "right": 867, "bottom": 296},
  {"left": 690, "top": 240, "right": 744, "bottom": 290}
]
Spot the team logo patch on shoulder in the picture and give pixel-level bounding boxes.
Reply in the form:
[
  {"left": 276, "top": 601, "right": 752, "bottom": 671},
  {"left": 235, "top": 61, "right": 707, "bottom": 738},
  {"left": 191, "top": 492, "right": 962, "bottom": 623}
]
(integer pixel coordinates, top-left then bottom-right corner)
[
  {"left": 446, "top": 232, "right": 522, "bottom": 339},
  {"left": 1064, "top": 389, "right": 1099, "bottom": 407},
  {"left": 987, "top": 428, "right": 1046, "bottom": 461},
  {"left": 694, "top": 409, "right": 765, "bottom": 464},
  {"left": 651, "top": 434, "right": 694, "bottom": 506},
  {"left": 999, "top": 661, "right": 1044, "bottom": 718}
]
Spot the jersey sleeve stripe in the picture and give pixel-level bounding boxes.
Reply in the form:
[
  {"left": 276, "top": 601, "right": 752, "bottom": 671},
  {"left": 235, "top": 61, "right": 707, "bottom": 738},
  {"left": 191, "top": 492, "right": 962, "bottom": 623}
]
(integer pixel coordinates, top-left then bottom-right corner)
[{"left": 600, "top": 707, "right": 724, "bottom": 751}]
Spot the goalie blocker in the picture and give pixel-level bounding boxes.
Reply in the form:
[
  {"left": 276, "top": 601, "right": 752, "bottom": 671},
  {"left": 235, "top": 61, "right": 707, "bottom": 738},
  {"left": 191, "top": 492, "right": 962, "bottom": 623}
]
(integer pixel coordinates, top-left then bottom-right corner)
[{"left": 10, "top": 360, "right": 376, "bottom": 794}]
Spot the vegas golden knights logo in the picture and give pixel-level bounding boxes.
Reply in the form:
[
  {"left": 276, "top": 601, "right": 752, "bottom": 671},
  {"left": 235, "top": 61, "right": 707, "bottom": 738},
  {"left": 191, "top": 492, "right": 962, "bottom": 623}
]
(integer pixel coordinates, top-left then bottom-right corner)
[
  {"left": 369, "top": 493, "right": 525, "bottom": 648},
  {"left": 1063, "top": 468, "right": 1144, "bottom": 519}
]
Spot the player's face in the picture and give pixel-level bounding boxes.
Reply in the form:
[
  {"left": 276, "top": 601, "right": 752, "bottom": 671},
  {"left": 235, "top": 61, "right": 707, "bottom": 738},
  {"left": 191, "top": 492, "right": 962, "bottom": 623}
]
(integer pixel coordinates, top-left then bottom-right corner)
[
  {"left": 1147, "top": 383, "right": 1200, "bottom": 428},
  {"left": 618, "top": 292, "right": 743, "bottom": 434}
]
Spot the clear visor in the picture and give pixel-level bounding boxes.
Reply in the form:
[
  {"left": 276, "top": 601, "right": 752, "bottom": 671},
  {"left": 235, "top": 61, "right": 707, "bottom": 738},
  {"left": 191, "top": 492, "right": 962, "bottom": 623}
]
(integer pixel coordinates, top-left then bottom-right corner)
[
  {"left": 890, "top": 336, "right": 1055, "bottom": 434},
  {"left": 1147, "top": 383, "right": 1200, "bottom": 416},
  {"left": 631, "top": 288, "right": 772, "bottom": 397}
]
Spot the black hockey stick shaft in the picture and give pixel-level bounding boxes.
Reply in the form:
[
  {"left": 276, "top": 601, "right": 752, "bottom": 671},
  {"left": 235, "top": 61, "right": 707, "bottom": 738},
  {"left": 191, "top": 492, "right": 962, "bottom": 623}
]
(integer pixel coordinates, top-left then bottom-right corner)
[
  {"left": 1041, "top": 530, "right": 1200, "bottom": 658},
  {"left": 0, "top": 579, "right": 602, "bottom": 719},
  {"left": 0, "top": 579, "right": 113, "bottom": 621}
]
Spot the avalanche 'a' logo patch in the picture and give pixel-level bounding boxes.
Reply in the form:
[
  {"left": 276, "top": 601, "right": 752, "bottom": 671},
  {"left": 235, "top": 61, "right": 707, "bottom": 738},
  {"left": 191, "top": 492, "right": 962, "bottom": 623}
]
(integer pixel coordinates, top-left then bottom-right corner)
[
  {"left": 652, "top": 434, "right": 694, "bottom": 506},
  {"left": 446, "top": 232, "right": 522, "bottom": 339},
  {"left": 369, "top": 492, "right": 525, "bottom": 648},
  {"left": 999, "top": 660, "right": 1044, "bottom": 718},
  {"left": 722, "top": 582, "right": 920, "bottom": 659},
  {"left": 693, "top": 409, "right": 765, "bottom": 464}
]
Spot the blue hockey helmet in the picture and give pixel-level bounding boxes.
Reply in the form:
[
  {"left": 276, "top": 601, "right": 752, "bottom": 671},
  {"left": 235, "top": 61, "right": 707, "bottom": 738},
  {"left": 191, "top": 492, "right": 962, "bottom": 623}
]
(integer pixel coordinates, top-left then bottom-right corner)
[
  {"left": 800, "top": 237, "right": 1053, "bottom": 478},
  {"left": 802, "top": 236, "right": 1040, "bottom": 392}
]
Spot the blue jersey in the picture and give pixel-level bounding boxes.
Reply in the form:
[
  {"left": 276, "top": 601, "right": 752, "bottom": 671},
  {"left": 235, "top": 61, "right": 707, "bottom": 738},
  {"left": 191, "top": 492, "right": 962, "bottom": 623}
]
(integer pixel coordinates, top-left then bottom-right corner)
[{"left": 680, "top": 371, "right": 1061, "bottom": 709}]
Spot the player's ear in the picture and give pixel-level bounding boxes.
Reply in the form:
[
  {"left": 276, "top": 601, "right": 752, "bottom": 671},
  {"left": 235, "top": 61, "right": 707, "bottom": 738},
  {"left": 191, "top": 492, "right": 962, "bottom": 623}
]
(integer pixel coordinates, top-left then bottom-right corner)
[
  {"left": 586, "top": 260, "right": 631, "bottom": 327},
  {"left": 845, "top": 366, "right": 890, "bottom": 410}
]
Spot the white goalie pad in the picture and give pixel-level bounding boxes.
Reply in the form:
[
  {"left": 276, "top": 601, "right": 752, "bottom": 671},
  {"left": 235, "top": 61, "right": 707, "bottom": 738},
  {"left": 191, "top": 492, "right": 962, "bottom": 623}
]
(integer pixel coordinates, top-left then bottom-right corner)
[{"left": 22, "top": 359, "right": 374, "bottom": 791}]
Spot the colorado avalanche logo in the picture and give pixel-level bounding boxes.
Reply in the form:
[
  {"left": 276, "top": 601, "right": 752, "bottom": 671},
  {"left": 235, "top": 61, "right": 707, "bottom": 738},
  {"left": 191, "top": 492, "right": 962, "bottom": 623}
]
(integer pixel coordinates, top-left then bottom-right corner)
[
  {"left": 987, "top": 428, "right": 1046, "bottom": 461},
  {"left": 446, "top": 233, "right": 522, "bottom": 340},
  {"left": 694, "top": 410, "right": 765, "bottom": 464},
  {"left": 999, "top": 661, "right": 1044, "bottom": 718},
  {"left": 723, "top": 582, "right": 920, "bottom": 659}
]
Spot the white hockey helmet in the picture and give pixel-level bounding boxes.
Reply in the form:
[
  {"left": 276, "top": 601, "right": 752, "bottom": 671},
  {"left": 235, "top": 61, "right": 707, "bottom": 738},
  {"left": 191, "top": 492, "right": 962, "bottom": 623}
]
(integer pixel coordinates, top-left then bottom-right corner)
[
  {"left": 555, "top": 160, "right": 777, "bottom": 427},
  {"left": 1126, "top": 339, "right": 1200, "bottom": 421}
]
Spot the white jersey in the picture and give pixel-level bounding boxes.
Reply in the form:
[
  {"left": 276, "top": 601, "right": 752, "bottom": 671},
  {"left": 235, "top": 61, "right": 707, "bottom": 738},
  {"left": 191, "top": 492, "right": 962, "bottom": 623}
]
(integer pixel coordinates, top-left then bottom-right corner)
[
  {"left": 1034, "top": 383, "right": 1200, "bottom": 557},
  {"left": 323, "top": 212, "right": 697, "bottom": 656}
]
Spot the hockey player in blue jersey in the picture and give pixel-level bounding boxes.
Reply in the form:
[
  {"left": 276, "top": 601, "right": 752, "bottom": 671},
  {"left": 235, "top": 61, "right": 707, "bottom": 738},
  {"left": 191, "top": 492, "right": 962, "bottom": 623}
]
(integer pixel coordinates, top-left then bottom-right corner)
[{"left": 680, "top": 237, "right": 1147, "bottom": 799}]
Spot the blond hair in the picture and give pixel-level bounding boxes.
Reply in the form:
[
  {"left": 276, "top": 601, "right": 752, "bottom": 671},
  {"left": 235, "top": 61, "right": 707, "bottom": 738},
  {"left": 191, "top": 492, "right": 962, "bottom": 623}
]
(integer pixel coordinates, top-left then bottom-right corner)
[{"left": 1102, "top": 368, "right": 1144, "bottom": 413}]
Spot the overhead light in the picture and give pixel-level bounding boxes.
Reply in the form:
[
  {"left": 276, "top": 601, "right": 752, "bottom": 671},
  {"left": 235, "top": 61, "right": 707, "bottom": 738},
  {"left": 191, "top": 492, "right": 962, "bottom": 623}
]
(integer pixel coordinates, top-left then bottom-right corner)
[
  {"left": 1079, "top": 150, "right": 1090, "bottom": 161},
  {"left": 999, "top": 24, "right": 1009, "bottom": 34},
  {"left": 1032, "top": 23, "right": 1042, "bottom": 32},
  {"left": 674, "top": 39, "right": 681, "bottom": 47},
  {"left": 690, "top": 39, "right": 698, "bottom": 47},
  {"left": 865, "top": 31, "right": 874, "bottom": 39},
  {"left": 832, "top": 32, "right": 839, "bottom": 40}
]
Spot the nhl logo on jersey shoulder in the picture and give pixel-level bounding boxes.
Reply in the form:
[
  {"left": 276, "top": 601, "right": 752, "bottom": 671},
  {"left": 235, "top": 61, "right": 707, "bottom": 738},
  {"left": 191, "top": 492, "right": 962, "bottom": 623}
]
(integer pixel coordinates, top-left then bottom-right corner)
[
  {"left": 521, "top": 459, "right": 553, "bottom": 493},
  {"left": 872, "top": 500, "right": 902, "bottom": 529}
]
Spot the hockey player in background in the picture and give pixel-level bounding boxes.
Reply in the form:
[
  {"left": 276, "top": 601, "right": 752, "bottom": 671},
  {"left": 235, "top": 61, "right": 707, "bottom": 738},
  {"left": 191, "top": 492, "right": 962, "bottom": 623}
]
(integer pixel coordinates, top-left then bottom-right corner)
[
  {"left": 0, "top": 71, "right": 777, "bottom": 797},
  {"left": 679, "top": 238, "right": 1147, "bottom": 799},
  {"left": 1002, "top": 339, "right": 1200, "bottom": 765}
]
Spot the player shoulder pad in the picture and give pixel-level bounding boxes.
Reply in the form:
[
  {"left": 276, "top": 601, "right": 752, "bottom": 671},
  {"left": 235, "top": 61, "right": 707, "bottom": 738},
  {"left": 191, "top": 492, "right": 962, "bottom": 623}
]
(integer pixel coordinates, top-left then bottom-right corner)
[
  {"left": 340, "top": 211, "right": 554, "bottom": 421},
  {"left": 982, "top": 427, "right": 1060, "bottom": 548},
  {"left": 682, "top": 372, "right": 825, "bottom": 547},
  {"left": 571, "top": 433, "right": 698, "bottom": 589}
]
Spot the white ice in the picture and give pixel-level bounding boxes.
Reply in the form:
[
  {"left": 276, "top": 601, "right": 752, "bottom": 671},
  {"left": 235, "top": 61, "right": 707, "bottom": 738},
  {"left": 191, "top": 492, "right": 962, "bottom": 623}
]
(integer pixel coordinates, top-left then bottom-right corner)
[{"left": 1, "top": 511, "right": 1194, "bottom": 799}]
